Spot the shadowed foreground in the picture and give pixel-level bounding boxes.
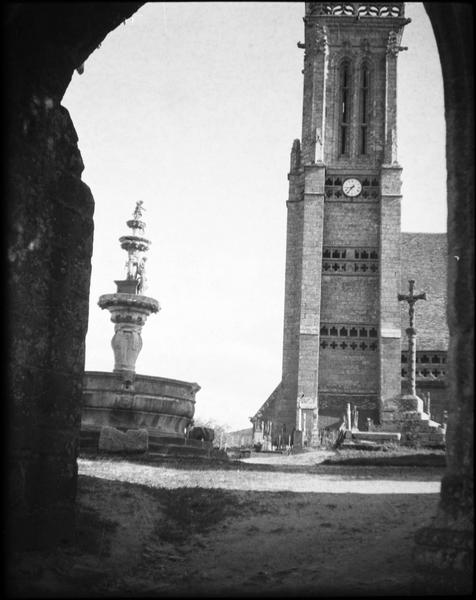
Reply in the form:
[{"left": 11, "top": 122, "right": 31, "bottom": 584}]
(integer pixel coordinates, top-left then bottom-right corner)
[{"left": 9, "top": 456, "right": 465, "bottom": 597}]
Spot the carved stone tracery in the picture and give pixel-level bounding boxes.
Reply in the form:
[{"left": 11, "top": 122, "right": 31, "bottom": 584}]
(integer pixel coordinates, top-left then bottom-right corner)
[{"left": 307, "top": 3, "right": 403, "bottom": 18}]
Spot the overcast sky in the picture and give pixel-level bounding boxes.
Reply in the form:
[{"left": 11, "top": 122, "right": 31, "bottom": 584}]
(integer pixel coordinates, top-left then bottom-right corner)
[{"left": 63, "top": 2, "right": 446, "bottom": 431}]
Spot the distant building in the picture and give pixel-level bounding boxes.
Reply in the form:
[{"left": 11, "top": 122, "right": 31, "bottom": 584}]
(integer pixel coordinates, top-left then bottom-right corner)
[{"left": 250, "top": 3, "right": 448, "bottom": 449}]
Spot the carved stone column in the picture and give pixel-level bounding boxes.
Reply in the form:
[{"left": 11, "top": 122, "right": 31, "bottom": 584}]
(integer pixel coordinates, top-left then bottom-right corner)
[
  {"left": 98, "top": 205, "right": 159, "bottom": 378},
  {"left": 99, "top": 293, "right": 159, "bottom": 377}
]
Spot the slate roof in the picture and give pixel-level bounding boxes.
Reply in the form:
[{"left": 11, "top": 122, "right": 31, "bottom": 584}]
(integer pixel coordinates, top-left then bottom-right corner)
[
  {"left": 251, "top": 382, "right": 282, "bottom": 422},
  {"left": 400, "top": 232, "right": 448, "bottom": 350}
]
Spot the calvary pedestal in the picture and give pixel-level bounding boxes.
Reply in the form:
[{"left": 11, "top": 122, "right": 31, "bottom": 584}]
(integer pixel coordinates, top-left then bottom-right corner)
[{"left": 381, "top": 280, "right": 445, "bottom": 447}]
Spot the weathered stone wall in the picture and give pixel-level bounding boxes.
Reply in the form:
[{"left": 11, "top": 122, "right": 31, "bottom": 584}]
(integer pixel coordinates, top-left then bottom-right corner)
[
  {"left": 320, "top": 277, "right": 379, "bottom": 322},
  {"left": 7, "top": 2, "right": 143, "bottom": 550},
  {"left": 323, "top": 202, "right": 379, "bottom": 245},
  {"left": 413, "top": 3, "right": 473, "bottom": 584},
  {"left": 378, "top": 165, "right": 403, "bottom": 411},
  {"left": 8, "top": 103, "right": 94, "bottom": 549}
]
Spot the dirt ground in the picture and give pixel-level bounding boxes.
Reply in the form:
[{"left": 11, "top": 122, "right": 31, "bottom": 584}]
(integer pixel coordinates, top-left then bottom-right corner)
[{"left": 8, "top": 451, "right": 458, "bottom": 598}]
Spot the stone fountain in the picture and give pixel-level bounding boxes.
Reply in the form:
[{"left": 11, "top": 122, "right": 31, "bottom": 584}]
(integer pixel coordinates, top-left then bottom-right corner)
[{"left": 81, "top": 202, "right": 203, "bottom": 454}]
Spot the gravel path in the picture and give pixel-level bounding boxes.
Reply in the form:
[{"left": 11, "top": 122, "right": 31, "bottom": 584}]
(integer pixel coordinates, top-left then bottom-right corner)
[{"left": 78, "top": 458, "right": 441, "bottom": 494}]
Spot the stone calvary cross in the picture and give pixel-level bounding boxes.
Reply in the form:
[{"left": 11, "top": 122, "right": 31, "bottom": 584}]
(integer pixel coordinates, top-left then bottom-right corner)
[{"left": 398, "top": 279, "right": 427, "bottom": 398}]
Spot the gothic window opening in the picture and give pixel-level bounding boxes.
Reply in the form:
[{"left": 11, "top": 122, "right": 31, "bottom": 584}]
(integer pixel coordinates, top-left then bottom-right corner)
[
  {"left": 339, "top": 61, "right": 351, "bottom": 155},
  {"left": 360, "top": 63, "right": 370, "bottom": 154}
]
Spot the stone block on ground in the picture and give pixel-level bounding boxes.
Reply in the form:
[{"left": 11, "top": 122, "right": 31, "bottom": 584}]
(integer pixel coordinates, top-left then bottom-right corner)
[{"left": 98, "top": 426, "right": 148, "bottom": 453}]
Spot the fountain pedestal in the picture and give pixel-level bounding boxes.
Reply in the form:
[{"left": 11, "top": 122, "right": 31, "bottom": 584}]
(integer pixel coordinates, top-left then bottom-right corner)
[{"left": 99, "top": 291, "right": 159, "bottom": 377}]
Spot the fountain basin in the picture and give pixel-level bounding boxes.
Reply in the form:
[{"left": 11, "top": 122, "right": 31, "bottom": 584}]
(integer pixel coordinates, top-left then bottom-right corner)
[{"left": 82, "top": 371, "right": 199, "bottom": 439}]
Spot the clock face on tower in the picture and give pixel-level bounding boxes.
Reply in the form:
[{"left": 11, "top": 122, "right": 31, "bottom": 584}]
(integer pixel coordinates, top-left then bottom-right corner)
[{"left": 342, "top": 178, "right": 362, "bottom": 197}]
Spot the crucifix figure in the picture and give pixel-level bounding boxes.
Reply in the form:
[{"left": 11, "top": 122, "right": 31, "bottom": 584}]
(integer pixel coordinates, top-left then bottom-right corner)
[{"left": 398, "top": 279, "right": 427, "bottom": 397}]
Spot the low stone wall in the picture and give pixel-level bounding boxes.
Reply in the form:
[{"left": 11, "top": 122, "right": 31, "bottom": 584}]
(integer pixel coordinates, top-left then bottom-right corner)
[{"left": 82, "top": 371, "right": 198, "bottom": 438}]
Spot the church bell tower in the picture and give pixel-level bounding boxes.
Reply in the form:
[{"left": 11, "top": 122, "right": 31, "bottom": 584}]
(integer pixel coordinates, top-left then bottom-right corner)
[{"left": 279, "top": 2, "right": 410, "bottom": 445}]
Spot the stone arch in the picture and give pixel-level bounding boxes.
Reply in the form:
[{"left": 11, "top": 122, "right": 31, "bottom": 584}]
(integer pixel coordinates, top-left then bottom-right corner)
[
  {"left": 6, "top": 1, "right": 473, "bottom": 584},
  {"left": 6, "top": 1, "right": 145, "bottom": 552}
]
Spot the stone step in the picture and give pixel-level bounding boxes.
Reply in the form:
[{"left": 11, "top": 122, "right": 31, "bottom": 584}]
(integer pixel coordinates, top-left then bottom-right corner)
[
  {"left": 79, "top": 428, "right": 216, "bottom": 456},
  {"left": 148, "top": 435, "right": 211, "bottom": 449},
  {"left": 148, "top": 444, "right": 211, "bottom": 457},
  {"left": 351, "top": 431, "right": 401, "bottom": 442},
  {"left": 401, "top": 411, "right": 430, "bottom": 421},
  {"left": 340, "top": 441, "right": 385, "bottom": 451}
]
